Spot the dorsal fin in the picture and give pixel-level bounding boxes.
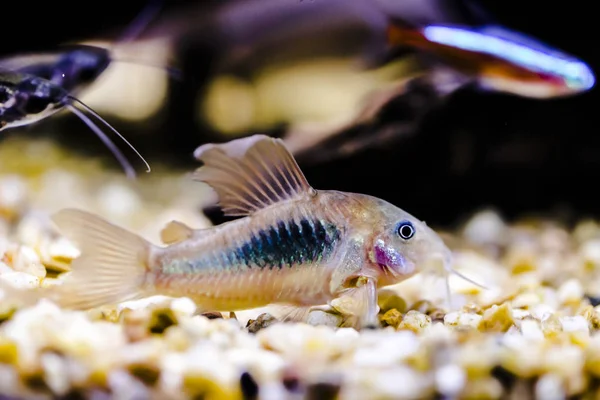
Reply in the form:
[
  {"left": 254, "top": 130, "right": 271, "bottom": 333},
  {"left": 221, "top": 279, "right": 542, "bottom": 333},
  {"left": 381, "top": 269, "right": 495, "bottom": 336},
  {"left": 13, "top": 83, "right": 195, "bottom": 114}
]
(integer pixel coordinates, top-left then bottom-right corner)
[
  {"left": 192, "top": 134, "right": 317, "bottom": 217},
  {"left": 160, "top": 220, "right": 194, "bottom": 244}
]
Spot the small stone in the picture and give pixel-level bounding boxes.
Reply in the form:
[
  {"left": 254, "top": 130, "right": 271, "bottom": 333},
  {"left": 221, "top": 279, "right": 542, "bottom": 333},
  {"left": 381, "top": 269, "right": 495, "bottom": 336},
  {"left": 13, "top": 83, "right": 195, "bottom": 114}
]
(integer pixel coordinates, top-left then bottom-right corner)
[
  {"left": 535, "top": 373, "right": 565, "bottom": 400},
  {"left": 531, "top": 304, "right": 555, "bottom": 321},
  {"left": 541, "top": 314, "right": 563, "bottom": 338},
  {"left": 0, "top": 271, "right": 40, "bottom": 289},
  {"left": 0, "top": 175, "right": 28, "bottom": 221},
  {"left": 306, "top": 310, "right": 343, "bottom": 328},
  {"left": 511, "top": 292, "right": 541, "bottom": 309},
  {"left": 478, "top": 303, "right": 514, "bottom": 332},
  {"left": 519, "top": 319, "right": 544, "bottom": 340},
  {"left": 97, "top": 183, "right": 141, "bottom": 219},
  {"left": 247, "top": 313, "right": 278, "bottom": 334},
  {"left": 2, "top": 245, "right": 46, "bottom": 278},
  {"left": 409, "top": 300, "right": 436, "bottom": 314},
  {"left": 377, "top": 289, "right": 407, "bottom": 313},
  {"left": 462, "top": 376, "right": 504, "bottom": 399},
  {"left": 557, "top": 279, "right": 584, "bottom": 305},
  {"left": 511, "top": 309, "right": 531, "bottom": 320},
  {"left": 462, "top": 209, "right": 506, "bottom": 246},
  {"left": 202, "top": 311, "right": 224, "bottom": 320},
  {"left": 170, "top": 297, "right": 197, "bottom": 316},
  {"left": 0, "top": 337, "right": 18, "bottom": 364},
  {"left": 380, "top": 309, "right": 402, "bottom": 328},
  {"left": 121, "top": 309, "right": 151, "bottom": 342},
  {"left": 586, "top": 309, "right": 600, "bottom": 331},
  {"left": 397, "top": 311, "right": 431, "bottom": 333},
  {"left": 239, "top": 372, "right": 259, "bottom": 400},
  {"left": 429, "top": 309, "right": 446, "bottom": 322},
  {"left": 461, "top": 304, "right": 483, "bottom": 314},
  {"left": 435, "top": 364, "right": 466, "bottom": 397},
  {"left": 306, "top": 381, "right": 340, "bottom": 400},
  {"left": 127, "top": 363, "right": 161, "bottom": 386},
  {"left": 40, "top": 352, "right": 71, "bottom": 396},
  {"left": 182, "top": 373, "right": 239, "bottom": 400},
  {"left": 505, "top": 245, "right": 538, "bottom": 275},
  {"left": 42, "top": 236, "right": 80, "bottom": 272},
  {"left": 148, "top": 308, "right": 178, "bottom": 334},
  {"left": 444, "top": 312, "right": 482, "bottom": 330},
  {"left": 560, "top": 316, "right": 589, "bottom": 334}
]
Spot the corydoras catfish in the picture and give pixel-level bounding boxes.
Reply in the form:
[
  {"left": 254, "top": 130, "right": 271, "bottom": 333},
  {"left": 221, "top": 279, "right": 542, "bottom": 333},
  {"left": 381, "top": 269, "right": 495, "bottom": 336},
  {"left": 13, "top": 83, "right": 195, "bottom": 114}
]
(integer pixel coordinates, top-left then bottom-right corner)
[{"left": 7, "top": 135, "right": 472, "bottom": 327}]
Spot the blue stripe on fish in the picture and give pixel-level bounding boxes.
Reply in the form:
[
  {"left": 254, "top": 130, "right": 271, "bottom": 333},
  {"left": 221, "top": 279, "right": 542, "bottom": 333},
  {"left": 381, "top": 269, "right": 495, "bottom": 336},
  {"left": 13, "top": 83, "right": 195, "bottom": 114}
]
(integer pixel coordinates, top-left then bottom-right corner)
[
  {"left": 162, "top": 217, "right": 341, "bottom": 274},
  {"left": 231, "top": 217, "right": 340, "bottom": 269}
]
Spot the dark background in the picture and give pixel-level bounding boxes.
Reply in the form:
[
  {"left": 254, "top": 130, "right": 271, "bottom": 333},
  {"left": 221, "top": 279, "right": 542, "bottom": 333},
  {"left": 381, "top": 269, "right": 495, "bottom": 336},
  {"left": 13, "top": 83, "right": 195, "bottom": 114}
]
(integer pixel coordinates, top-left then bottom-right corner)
[{"left": 0, "top": 0, "right": 597, "bottom": 228}]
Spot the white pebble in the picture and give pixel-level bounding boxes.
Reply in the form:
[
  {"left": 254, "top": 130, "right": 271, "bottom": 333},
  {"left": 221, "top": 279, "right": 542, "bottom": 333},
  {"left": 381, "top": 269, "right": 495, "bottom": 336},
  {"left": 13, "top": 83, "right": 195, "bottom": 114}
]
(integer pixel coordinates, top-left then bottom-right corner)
[
  {"left": 10, "top": 245, "right": 46, "bottom": 278},
  {"left": 170, "top": 297, "right": 197, "bottom": 316},
  {"left": 108, "top": 369, "right": 151, "bottom": 400},
  {"left": 372, "top": 367, "right": 429, "bottom": 399},
  {"left": 560, "top": 316, "right": 589, "bottom": 334},
  {"left": 0, "top": 175, "right": 28, "bottom": 210},
  {"left": 557, "top": 279, "right": 584, "bottom": 304},
  {"left": 97, "top": 183, "right": 141, "bottom": 218},
  {"left": 41, "top": 352, "right": 71, "bottom": 396},
  {"left": 117, "top": 296, "right": 172, "bottom": 313},
  {"left": 435, "top": 364, "right": 466, "bottom": 396},
  {"left": 0, "top": 271, "right": 40, "bottom": 289},
  {"left": 531, "top": 304, "right": 555, "bottom": 321},
  {"left": 512, "top": 309, "right": 532, "bottom": 320},
  {"left": 462, "top": 210, "right": 506, "bottom": 245},
  {"left": 306, "top": 310, "right": 342, "bottom": 327},
  {"left": 353, "top": 331, "right": 419, "bottom": 368},
  {"left": 444, "top": 312, "right": 482, "bottom": 329},
  {"left": 48, "top": 236, "right": 80, "bottom": 260},
  {"left": 535, "top": 373, "right": 565, "bottom": 400},
  {"left": 519, "top": 320, "right": 545, "bottom": 340},
  {"left": 580, "top": 239, "right": 600, "bottom": 265}
]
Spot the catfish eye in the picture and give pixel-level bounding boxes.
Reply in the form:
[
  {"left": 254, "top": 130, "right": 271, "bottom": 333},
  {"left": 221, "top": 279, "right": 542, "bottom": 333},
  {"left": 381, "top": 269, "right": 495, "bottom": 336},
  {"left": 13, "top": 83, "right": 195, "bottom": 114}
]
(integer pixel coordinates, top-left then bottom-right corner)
[{"left": 397, "top": 221, "right": 415, "bottom": 240}]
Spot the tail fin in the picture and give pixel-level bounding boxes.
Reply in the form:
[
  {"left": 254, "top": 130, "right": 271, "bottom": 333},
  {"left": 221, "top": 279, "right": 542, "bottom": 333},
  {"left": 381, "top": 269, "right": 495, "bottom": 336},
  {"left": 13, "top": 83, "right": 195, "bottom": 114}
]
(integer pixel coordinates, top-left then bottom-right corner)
[{"left": 48, "top": 209, "right": 153, "bottom": 310}]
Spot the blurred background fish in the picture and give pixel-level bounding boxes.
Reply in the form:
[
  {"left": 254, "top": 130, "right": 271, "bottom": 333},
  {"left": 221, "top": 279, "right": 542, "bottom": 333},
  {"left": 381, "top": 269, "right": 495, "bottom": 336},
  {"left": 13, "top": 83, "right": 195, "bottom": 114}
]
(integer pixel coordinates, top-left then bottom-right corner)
[{"left": 0, "top": 0, "right": 597, "bottom": 228}]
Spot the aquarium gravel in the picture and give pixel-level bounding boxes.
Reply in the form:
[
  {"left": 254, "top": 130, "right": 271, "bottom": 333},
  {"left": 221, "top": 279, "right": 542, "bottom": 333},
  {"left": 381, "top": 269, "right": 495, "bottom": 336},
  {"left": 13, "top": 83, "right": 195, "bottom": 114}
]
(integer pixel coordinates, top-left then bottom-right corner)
[{"left": 1, "top": 138, "right": 600, "bottom": 399}]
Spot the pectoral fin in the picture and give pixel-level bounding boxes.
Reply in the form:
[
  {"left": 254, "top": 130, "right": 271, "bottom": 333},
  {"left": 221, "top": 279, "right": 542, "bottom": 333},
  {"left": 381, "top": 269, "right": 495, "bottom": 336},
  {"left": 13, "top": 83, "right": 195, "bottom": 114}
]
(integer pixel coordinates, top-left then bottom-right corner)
[{"left": 160, "top": 220, "right": 194, "bottom": 244}]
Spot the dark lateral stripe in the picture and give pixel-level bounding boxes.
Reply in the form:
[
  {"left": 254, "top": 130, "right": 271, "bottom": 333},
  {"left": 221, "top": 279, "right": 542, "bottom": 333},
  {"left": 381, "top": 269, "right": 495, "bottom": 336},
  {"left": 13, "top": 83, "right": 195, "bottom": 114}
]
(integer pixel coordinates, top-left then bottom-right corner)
[{"left": 226, "top": 217, "right": 340, "bottom": 270}]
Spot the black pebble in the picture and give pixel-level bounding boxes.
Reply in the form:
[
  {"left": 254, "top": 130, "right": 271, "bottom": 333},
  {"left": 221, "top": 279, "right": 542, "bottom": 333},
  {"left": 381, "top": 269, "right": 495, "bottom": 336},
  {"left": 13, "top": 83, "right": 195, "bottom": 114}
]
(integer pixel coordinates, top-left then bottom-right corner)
[
  {"left": 362, "top": 323, "right": 379, "bottom": 330},
  {"left": 240, "top": 372, "right": 259, "bottom": 400},
  {"left": 491, "top": 365, "right": 517, "bottom": 391},
  {"left": 282, "top": 375, "right": 301, "bottom": 393},
  {"left": 306, "top": 382, "right": 341, "bottom": 400},
  {"left": 586, "top": 295, "right": 600, "bottom": 307}
]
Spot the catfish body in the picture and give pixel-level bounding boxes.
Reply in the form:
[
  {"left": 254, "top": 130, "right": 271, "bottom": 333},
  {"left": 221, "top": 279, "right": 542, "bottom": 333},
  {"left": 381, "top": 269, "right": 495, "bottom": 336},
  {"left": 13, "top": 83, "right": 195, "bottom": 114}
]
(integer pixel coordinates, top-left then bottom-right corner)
[{"left": 24, "top": 135, "right": 453, "bottom": 327}]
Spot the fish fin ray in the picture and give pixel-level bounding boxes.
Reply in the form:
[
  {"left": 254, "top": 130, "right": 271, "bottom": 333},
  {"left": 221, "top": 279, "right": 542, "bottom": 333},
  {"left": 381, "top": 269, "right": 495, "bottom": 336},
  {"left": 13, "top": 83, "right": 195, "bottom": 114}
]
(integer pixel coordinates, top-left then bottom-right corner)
[
  {"left": 193, "top": 134, "right": 316, "bottom": 217},
  {"left": 49, "top": 208, "right": 153, "bottom": 310},
  {"left": 269, "top": 304, "right": 313, "bottom": 323}
]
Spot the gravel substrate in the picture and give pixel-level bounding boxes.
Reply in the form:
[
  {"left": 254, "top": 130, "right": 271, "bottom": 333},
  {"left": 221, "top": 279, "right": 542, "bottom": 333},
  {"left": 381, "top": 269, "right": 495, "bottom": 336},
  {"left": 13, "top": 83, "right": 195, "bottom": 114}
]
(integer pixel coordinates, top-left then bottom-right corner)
[{"left": 0, "top": 137, "right": 599, "bottom": 400}]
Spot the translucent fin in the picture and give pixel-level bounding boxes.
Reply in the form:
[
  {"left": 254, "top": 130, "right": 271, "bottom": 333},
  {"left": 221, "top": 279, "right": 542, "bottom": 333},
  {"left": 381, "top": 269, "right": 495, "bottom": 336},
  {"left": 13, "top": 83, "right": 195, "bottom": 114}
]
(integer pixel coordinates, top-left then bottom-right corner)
[
  {"left": 193, "top": 134, "right": 317, "bottom": 217},
  {"left": 160, "top": 220, "right": 194, "bottom": 245},
  {"left": 49, "top": 208, "right": 153, "bottom": 310},
  {"left": 334, "top": 278, "right": 379, "bottom": 329},
  {"left": 269, "top": 304, "right": 313, "bottom": 323}
]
